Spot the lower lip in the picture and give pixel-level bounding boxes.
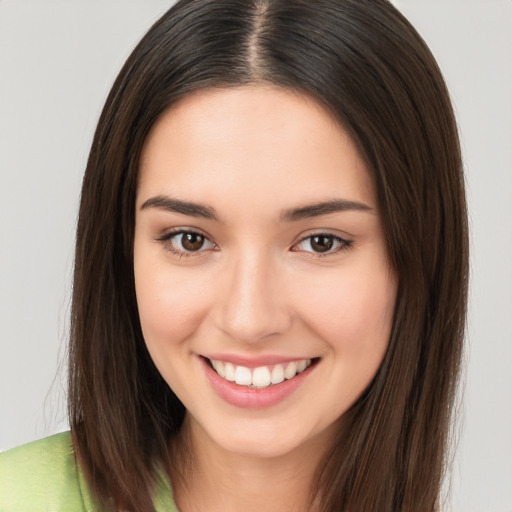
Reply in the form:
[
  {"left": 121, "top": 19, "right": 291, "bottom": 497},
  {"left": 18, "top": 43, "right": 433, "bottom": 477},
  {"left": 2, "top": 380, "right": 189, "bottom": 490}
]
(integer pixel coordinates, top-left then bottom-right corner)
[{"left": 200, "top": 357, "right": 317, "bottom": 409}]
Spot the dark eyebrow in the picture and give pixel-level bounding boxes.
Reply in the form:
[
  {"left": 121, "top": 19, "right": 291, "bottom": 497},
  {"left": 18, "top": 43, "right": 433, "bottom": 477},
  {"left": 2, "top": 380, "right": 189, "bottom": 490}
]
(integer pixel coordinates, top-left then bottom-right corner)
[
  {"left": 140, "top": 195, "right": 373, "bottom": 223},
  {"left": 281, "top": 199, "right": 374, "bottom": 222},
  {"left": 140, "top": 195, "right": 220, "bottom": 221}
]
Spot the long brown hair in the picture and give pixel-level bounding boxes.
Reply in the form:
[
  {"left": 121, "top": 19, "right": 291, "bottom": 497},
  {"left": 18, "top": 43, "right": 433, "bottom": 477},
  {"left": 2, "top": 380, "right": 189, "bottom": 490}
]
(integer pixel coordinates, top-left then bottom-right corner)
[{"left": 69, "top": 1, "right": 468, "bottom": 510}]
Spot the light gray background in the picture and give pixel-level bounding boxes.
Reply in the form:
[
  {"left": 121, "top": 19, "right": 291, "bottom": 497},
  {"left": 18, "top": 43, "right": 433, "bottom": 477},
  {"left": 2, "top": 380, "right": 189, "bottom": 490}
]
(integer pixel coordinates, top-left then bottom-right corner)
[{"left": 1, "top": 1, "right": 511, "bottom": 511}]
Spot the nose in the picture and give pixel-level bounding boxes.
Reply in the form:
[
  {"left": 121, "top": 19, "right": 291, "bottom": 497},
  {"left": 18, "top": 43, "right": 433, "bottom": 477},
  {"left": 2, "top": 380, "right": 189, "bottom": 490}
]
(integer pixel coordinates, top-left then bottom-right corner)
[{"left": 213, "top": 251, "right": 293, "bottom": 344}]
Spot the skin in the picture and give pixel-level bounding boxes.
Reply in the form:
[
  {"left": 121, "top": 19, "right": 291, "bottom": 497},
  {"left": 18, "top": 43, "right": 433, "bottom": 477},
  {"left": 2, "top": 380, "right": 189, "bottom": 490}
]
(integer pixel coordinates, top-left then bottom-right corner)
[{"left": 134, "top": 86, "right": 397, "bottom": 512}]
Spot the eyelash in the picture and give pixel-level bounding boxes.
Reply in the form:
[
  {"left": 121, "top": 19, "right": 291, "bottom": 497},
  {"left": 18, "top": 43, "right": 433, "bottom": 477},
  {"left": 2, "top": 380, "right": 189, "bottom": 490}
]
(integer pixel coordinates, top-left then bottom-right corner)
[
  {"left": 156, "top": 229, "right": 354, "bottom": 258},
  {"left": 156, "top": 229, "right": 216, "bottom": 259},
  {"left": 292, "top": 233, "right": 353, "bottom": 256}
]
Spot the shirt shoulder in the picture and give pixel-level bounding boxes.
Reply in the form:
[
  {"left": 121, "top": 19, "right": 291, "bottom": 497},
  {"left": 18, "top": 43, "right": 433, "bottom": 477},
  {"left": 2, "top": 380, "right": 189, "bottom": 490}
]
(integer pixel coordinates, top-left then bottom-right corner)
[{"left": 0, "top": 431, "right": 100, "bottom": 511}]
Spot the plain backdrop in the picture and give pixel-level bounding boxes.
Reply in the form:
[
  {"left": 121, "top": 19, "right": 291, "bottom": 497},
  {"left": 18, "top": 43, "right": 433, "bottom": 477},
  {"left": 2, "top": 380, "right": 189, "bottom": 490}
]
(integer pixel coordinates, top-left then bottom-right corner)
[{"left": 0, "top": 1, "right": 511, "bottom": 511}]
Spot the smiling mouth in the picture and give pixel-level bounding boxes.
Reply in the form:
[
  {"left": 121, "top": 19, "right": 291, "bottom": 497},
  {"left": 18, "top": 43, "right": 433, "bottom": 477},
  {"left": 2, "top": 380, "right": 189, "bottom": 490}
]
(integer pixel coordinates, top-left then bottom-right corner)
[{"left": 206, "top": 358, "right": 317, "bottom": 389}]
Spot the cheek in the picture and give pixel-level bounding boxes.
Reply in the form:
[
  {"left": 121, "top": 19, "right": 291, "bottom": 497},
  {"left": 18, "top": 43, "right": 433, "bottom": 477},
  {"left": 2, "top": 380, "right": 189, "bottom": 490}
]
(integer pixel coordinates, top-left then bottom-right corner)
[
  {"left": 134, "top": 256, "right": 211, "bottom": 352},
  {"left": 134, "top": 259, "right": 216, "bottom": 399},
  {"left": 296, "top": 264, "right": 397, "bottom": 360}
]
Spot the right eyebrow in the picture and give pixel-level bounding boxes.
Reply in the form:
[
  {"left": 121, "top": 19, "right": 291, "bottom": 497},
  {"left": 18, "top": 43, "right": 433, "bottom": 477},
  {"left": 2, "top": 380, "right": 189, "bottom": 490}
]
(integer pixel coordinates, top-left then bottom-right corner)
[{"left": 140, "top": 195, "right": 220, "bottom": 221}]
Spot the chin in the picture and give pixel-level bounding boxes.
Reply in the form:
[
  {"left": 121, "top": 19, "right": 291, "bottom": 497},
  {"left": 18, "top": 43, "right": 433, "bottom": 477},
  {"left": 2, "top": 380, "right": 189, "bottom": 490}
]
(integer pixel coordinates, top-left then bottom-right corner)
[{"left": 188, "top": 411, "right": 340, "bottom": 461}]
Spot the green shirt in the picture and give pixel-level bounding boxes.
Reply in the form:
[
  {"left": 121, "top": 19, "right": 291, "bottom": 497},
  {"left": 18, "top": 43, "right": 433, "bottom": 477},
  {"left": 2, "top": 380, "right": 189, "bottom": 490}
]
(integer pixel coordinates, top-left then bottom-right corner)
[{"left": 0, "top": 431, "right": 178, "bottom": 511}]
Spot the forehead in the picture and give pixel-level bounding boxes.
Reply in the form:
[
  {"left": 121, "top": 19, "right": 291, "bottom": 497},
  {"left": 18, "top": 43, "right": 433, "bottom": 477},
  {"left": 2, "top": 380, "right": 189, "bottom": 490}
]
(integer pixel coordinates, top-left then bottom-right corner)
[{"left": 137, "top": 86, "right": 375, "bottom": 212}]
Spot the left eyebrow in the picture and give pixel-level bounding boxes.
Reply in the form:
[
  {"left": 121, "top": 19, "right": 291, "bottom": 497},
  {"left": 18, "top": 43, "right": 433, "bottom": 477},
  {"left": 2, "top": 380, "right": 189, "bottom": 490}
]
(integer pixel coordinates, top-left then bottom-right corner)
[{"left": 280, "top": 199, "right": 374, "bottom": 222}]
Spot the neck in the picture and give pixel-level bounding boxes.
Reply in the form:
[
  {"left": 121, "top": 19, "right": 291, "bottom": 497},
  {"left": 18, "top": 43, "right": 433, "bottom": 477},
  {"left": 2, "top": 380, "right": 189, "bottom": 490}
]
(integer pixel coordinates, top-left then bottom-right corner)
[{"left": 170, "top": 415, "right": 332, "bottom": 512}]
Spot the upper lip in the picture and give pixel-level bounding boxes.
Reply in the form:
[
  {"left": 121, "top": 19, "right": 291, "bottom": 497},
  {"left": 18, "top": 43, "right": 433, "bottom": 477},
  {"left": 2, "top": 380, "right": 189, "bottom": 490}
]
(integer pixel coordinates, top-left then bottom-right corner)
[{"left": 201, "top": 353, "right": 316, "bottom": 368}]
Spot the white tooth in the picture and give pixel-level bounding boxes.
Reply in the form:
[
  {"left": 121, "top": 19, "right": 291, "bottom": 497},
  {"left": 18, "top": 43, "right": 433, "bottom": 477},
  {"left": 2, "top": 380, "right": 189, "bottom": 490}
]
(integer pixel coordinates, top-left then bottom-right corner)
[
  {"left": 252, "top": 366, "right": 271, "bottom": 388},
  {"left": 271, "top": 364, "right": 285, "bottom": 384},
  {"left": 234, "top": 365, "right": 252, "bottom": 386},
  {"left": 211, "top": 359, "right": 226, "bottom": 378},
  {"left": 284, "top": 362, "right": 298, "bottom": 379},
  {"left": 306, "top": 359, "right": 312, "bottom": 368},
  {"left": 224, "top": 362, "right": 236, "bottom": 382},
  {"left": 296, "top": 360, "right": 307, "bottom": 373}
]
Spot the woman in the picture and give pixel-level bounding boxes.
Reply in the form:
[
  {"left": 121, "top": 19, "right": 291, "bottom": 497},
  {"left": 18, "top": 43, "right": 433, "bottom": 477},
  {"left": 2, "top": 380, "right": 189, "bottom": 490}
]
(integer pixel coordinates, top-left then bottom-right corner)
[{"left": 0, "top": 1, "right": 468, "bottom": 511}]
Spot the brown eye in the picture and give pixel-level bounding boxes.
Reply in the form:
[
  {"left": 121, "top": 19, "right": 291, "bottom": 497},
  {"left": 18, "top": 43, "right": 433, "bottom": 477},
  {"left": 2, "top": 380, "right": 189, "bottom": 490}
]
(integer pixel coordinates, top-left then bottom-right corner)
[
  {"left": 159, "top": 230, "right": 216, "bottom": 256},
  {"left": 310, "top": 235, "right": 334, "bottom": 253},
  {"left": 293, "top": 233, "right": 353, "bottom": 255},
  {"left": 181, "top": 232, "right": 206, "bottom": 251}
]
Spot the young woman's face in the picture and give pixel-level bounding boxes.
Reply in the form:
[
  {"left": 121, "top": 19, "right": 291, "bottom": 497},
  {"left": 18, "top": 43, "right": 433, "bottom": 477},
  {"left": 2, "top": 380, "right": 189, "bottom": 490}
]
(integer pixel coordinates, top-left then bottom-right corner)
[{"left": 134, "top": 86, "right": 397, "bottom": 459}]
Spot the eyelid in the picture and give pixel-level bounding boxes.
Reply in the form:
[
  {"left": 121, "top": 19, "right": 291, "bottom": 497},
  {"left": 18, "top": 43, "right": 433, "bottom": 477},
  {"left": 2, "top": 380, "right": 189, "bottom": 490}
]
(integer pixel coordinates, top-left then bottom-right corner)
[
  {"left": 154, "top": 227, "right": 353, "bottom": 258},
  {"left": 155, "top": 227, "right": 217, "bottom": 257},
  {"left": 291, "top": 231, "right": 354, "bottom": 255}
]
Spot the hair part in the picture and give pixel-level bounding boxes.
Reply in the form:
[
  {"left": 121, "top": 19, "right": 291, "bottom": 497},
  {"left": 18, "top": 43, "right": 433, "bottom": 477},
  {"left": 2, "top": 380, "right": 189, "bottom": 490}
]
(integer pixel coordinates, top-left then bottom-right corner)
[{"left": 69, "top": 1, "right": 468, "bottom": 510}]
